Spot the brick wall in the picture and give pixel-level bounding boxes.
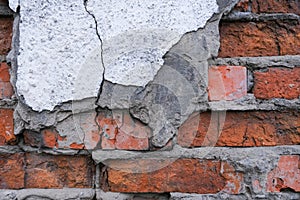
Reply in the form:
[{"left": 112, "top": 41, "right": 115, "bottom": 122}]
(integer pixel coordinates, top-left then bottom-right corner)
[{"left": 0, "top": 0, "right": 299, "bottom": 199}]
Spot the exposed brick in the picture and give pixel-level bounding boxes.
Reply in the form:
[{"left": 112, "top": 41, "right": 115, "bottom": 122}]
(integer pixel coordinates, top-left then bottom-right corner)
[
  {"left": 178, "top": 111, "right": 300, "bottom": 147},
  {"left": 0, "top": 62, "right": 13, "bottom": 99},
  {"left": 267, "top": 155, "right": 300, "bottom": 192},
  {"left": 102, "top": 159, "right": 243, "bottom": 194},
  {"left": 23, "top": 130, "right": 42, "bottom": 147},
  {"left": 234, "top": 0, "right": 250, "bottom": 12},
  {"left": 98, "top": 110, "right": 150, "bottom": 150},
  {"left": 0, "top": 153, "right": 25, "bottom": 189},
  {"left": 25, "top": 153, "right": 94, "bottom": 188},
  {"left": 0, "top": 17, "right": 13, "bottom": 55},
  {"left": 23, "top": 129, "right": 68, "bottom": 149},
  {"left": 253, "top": 67, "right": 300, "bottom": 100},
  {"left": 208, "top": 66, "right": 247, "bottom": 101},
  {"left": 252, "top": 0, "right": 300, "bottom": 15},
  {"left": 0, "top": 109, "right": 15, "bottom": 145},
  {"left": 219, "top": 20, "right": 300, "bottom": 57}
]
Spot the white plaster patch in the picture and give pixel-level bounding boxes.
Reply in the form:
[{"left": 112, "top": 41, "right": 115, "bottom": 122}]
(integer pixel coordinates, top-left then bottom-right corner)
[
  {"left": 12, "top": 0, "right": 218, "bottom": 111},
  {"left": 86, "top": 0, "right": 218, "bottom": 86},
  {"left": 12, "top": 0, "right": 103, "bottom": 111}
]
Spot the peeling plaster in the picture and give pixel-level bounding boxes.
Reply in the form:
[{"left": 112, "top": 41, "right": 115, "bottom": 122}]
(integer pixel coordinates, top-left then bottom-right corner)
[
  {"left": 11, "top": 0, "right": 103, "bottom": 111},
  {"left": 12, "top": 0, "right": 218, "bottom": 111},
  {"left": 86, "top": 0, "right": 218, "bottom": 86}
]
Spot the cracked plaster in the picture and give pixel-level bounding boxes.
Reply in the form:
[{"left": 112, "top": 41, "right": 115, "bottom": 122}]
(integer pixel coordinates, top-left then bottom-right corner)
[{"left": 10, "top": 0, "right": 218, "bottom": 111}]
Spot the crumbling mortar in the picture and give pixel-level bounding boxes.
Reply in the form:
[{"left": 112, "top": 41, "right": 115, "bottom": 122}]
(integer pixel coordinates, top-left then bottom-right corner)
[{"left": 222, "top": 12, "right": 300, "bottom": 22}]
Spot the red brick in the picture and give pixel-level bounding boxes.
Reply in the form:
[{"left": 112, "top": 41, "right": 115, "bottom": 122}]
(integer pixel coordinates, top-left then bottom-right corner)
[
  {"left": 208, "top": 66, "right": 247, "bottom": 101},
  {"left": 98, "top": 111, "right": 150, "bottom": 150},
  {"left": 102, "top": 159, "right": 243, "bottom": 194},
  {"left": 253, "top": 68, "right": 300, "bottom": 100},
  {"left": 0, "top": 109, "right": 15, "bottom": 145},
  {"left": 23, "top": 130, "right": 42, "bottom": 147},
  {"left": 178, "top": 111, "right": 300, "bottom": 147},
  {"left": 0, "top": 62, "right": 13, "bottom": 99},
  {"left": 252, "top": 0, "right": 300, "bottom": 15},
  {"left": 219, "top": 20, "right": 300, "bottom": 57},
  {"left": 25, "top": 153, "right": 94, "bottom": 188},
  {"left": 0, "top": 153, "right": 25, "bottom": 189},
  {"left": 234, "top": 0, "right": 250, "bottom": 12},
  {"left": 0, "top": 18, "right": 13, "bottom": 55},
  {"left": 267, "top": 155, "right": 300, "bottom": 192}
]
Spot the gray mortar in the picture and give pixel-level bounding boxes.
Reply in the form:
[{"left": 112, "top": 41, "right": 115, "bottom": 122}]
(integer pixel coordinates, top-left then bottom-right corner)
[
  {"left": 0, "top": 189, "right": 95, "bottom": 200},
  {"left": 222, "top": 11, "right": 300, "bottom": 22},
  {"left": 210, "top": 55, "right": 300, "bottom": 70}
]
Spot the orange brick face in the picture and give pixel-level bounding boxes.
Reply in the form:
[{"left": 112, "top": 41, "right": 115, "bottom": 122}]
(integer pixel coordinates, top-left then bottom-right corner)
[
  {"left": 253, "top": 67, "right": 300, "bottom": 100},
  {"left": 208, "top": 66, "right": 247, "bottom": 101},
  {"left": 98, "top": 111, "right": 150, "bottom": 150},
  {"left": 178, "top": 111, "right": 300, "bottom": 147},
  {"left": 102, "top": 159, "right": 243, "bottom": 194},
  {"left": 0, "top": 62, "right": 14, "bottom": 99},
  {"left": 252, "top": 0, "right": 300, "bottom": 15},
  {"left": 267, "top": 155, "right": 300, "bottom": 192},
  {"left": 219, "top": 20, "right": 300, "bottom": 57},
  {"left": 0, "top": 109, "right": 15, "bottom": 145},
  {"left": 0, "top": 153, "right": 25, "bottom": 189},
  {"left": 25, "top": 153, "right": 94, "bottom": 188}
]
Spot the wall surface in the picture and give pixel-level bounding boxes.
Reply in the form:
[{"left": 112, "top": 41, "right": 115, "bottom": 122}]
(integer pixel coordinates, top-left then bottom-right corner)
[{"left": 0, "top": 0, "right": 299, "bottom": 199}]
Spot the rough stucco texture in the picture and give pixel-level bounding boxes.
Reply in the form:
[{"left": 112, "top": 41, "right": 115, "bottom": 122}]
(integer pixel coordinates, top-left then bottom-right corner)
[{"left": 11, "top": 0, "right": 218, "bottom": 111}]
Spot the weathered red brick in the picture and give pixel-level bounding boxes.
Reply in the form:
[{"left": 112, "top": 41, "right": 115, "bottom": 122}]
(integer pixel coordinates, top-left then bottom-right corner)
[
  {"left": 234, "top": 0, "right": 250, "bottom": 12},
  {"left": 0, "top": 18, "right": 13, "bottom": 55},
  {"left": 25, "top": 153, "right": 94, "bottom": 188},
  {"left": 102, "top": 159, "right": 243, "bottom": 194},
  {"left": 23, "top": 130, "right": 42, "bottom": 147},
  {"left": 253, "top": 67, "right": 300, "bottom": 100},
  {"left": 23, "top": 129, "right": 67, "bottom": 149},
  {"left": 0, "top": 153, "right": 25, "bottom": 189},
  {"left": 0, "top": 109, "right": 15, "bottom": 145},
  {"left": 219, "top": 20, "right": 300, "bottom": 57},
  {"left": 208, "top": 66, "right": 247, "bottom": 101},
  {"left": 98, "top": 111, "right": 150, "bottom": 150},
  {"left": 0, "top": 62, "right": 14, "bottom": 99},
  {"left": 267, "top": 155, "right": 300, "bottom": 192},
  {"left": 178, "top": 111, "right": 300, "bottom": 147},
  {"left": 252, "top": 0, "right": 300, "bottom": 15}
]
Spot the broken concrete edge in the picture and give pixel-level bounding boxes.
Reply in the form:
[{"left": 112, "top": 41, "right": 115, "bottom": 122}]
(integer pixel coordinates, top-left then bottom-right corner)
[
  {"left": 210, "top": 55, "right": 300, "bottom": 70},
  {"left": 0, "top": 142, "right": 89, "bottom": 156},
  {"left": 92, "top": 145, "right": 300, "bottom": 166},
  {"left": 0, "top": 188, "right": 95, "bottom": 200},
  {"left": 0, "top": 189, "right": 298, "bottom": 200},
  {"left": 170, "top": 192, "right": 300, "bottom": 200}
]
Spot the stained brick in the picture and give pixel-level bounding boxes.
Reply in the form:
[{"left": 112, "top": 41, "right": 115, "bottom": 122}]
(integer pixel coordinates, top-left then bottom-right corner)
[
  {"left": 0, "top": 17, "right": 13, "bottom": 55},
  {"left": 102, "top": 159, "right": 243, "bottom": 194},
  {"left": 98, "top": 110, "right": 150, "bottom": 150},
  {"left": 0, "top": 109, "right": 15, "bottom": 145},
  {"left": 0, "top": 153, "right": 25, "bottom": 189},
  {"left": 0, "top": 62, "right": 13, "bottom": 99},
  {"left": 25, "top": 153, "right": 94, "bottom": 188},
  {"left": 208, "top": 66, "right": 247, "bottom": 101},
  {"left": 267, "top": 155, "right": 300, "bottom": 192},
  {"left": 219, "top": 20, "right": 300, "bottom": 57},
  {"left": 252, "top": 0, "right": 300, "bottom": 15},
  {"left": 253, "top": 67, "right": 300, "bottom": 100},
  {"left": 178, "top": 111, "right": 300, "bottom": 147}
]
